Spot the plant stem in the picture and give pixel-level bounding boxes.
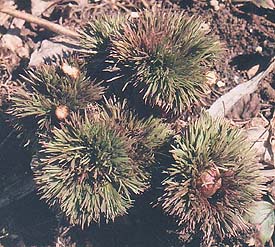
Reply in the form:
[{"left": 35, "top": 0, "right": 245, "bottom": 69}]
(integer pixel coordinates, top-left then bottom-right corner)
[{"left": 0, "top": 7, "right": 80, "bottom": 39}]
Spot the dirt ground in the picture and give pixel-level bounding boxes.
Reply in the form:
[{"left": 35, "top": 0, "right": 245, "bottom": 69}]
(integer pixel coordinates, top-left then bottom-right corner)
[{"left": 0, "top": 0, "right": 275, "bottom": 246}]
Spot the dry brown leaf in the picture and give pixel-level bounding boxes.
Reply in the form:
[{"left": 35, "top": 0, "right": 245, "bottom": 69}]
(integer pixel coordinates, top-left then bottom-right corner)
[
  {"left": 226, "top": 93, "right": 260, "bottom": 120},
  {"left": 247, "top": 64, "right": 260, "bottom": 79},
  {"left": 233, "top": 0, "right": 275, "bottom": 9},
  {"left": 208, "top": 57, "right": 275, "bottom": 118},
  {"left": 244, "top": 112, "right": 275, "bottom": 167},
  {"left": 243, "top": 117, "right": 271, "bottom": 162},
  {"left": 252, "top": 0, "right": 275, "bottom": 9},
  {"left": 206, "top": 70, "right": 217, "bottom": 86},
  {"left": 0, "top": 0, "right": 15, "bottom": 26},
  {"left": 31, "top": 0, "right": 52, "bottom": 16}
]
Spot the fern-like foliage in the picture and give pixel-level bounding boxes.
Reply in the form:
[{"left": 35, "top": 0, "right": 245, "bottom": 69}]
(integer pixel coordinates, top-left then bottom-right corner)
[
  {"left": 157, "top": 113, "right": 266, "bottom": 245},
  {"left": 32, "top": 100, "right": 171, "bottom": 228}
]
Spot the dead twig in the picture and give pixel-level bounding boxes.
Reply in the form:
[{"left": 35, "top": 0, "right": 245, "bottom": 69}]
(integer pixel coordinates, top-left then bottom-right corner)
[{"left": 0, "top": 7, "right": 80, "bottom": 39}]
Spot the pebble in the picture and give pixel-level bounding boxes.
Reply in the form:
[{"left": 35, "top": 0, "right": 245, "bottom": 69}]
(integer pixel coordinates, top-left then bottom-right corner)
[
  {"left": 210, "top": 0, "right": 220, "bottom": 11},
  {"left": 130, "top": 12, "right": 139, "bottom": 18},
  {"left": 216, "top": 80, "right": 225, "bottom": 87},
  {"left": 255, "top": 46, "right": 263, "bottom": 53}
]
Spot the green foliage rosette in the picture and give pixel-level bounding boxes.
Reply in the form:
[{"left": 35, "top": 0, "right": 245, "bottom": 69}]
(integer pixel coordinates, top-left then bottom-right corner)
[
  {"left": 157, "top": 113, "right": 266, "bottom": 245},
  {"left": 32, "top": 100, "right": 170, "bottom": 228},
  {"left": 81, "top": 14, "right": 126, "bottom": 54},
  {"left": 7, "top": 56, "right": 105, "bottom": 142},
  {"left": 80, "top": 9, "right": 221, "bottom": 116}
]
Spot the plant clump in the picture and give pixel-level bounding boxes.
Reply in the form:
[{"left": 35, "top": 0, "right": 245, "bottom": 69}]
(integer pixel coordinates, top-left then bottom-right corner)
[
  {"left": 32, "top": 99, "right": 170, "bottom": 228},
  {"left": 157, "top": 113, "right": 266, "bottom": 245},
  {"left": 7, "top": 56, "right": 105, "bottom": 141},
  {"left": 80, "top": 14, "right": 126, "bottom": 58},
  {"left": 80, "top": 8, "right": 221, "bottom": 116}
]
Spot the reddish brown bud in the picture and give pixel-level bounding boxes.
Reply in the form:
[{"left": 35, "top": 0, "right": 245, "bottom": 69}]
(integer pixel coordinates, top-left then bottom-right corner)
[{"left": 196, "top": 166, "right": 222, "bottom": 198}]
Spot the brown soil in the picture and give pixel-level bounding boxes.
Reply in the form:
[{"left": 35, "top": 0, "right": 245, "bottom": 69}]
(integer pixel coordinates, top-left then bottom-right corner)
[{"left": 186, "top": 1, "right": 275, "bottom": 120}]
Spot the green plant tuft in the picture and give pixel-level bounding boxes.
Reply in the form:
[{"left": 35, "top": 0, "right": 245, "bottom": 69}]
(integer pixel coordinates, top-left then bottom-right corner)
[
  {"left": 32, "top": 100, "right": 170, "bottom": 228},
  {"left": 157, "top": 113, "right": 266, "bottom": 245},
  {"left": 80, "top": 14, "right": 126, "bottom": 55},
  {"left": 110, "top": 10, "right": 221, "bottom": 115},
  {"left": 80, "top": 9, "right": 221, "bottom": 115},
  {"left": 7, "top": 56, "right": 105, "bottom": 142}
]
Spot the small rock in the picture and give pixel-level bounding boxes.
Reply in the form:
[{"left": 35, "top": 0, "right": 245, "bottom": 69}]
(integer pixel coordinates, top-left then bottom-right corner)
[
  {"left": 216, "top": 80, "right": 225, "bottom": 87},
  {"left": 0, "top": 0, "right": 15, "bottom": 26},
  {"left": 1, "top": 33, "right": 29, "bottom": 58},
  {"left": 227, "top": 93, "right": 260, "bottom": 120},
  {"left": 17, "top": 46, "right": 30, "bottom": 58},
  {"left": 247, "top": 236, "right": 256, "bottom": 246},
  {"left": 130, "top": 12, "right": 139, "bottom": 18},
  {"left": 1, "top": 33, "right": 23, "bottom": 52},
  {"left": 255, "top": 46, "right": 263, "bottom": 53},
  {"left": 29, "top": 40, "right": 71, "bottom": 67},
  {"left": 31, "top": 0, "right": 51, "bottom": 16},
  {"left": 247, "top": 117, "right": 268, "bottom": 128},
  {"left": 0, "top": 46, "right": 20, "bottom": 73},
  {"left": 10, "top": 16, "right": 25, "bottom": 29},
  {"left": 219, "top": 3, "right": 225, "bottom": 9}
]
